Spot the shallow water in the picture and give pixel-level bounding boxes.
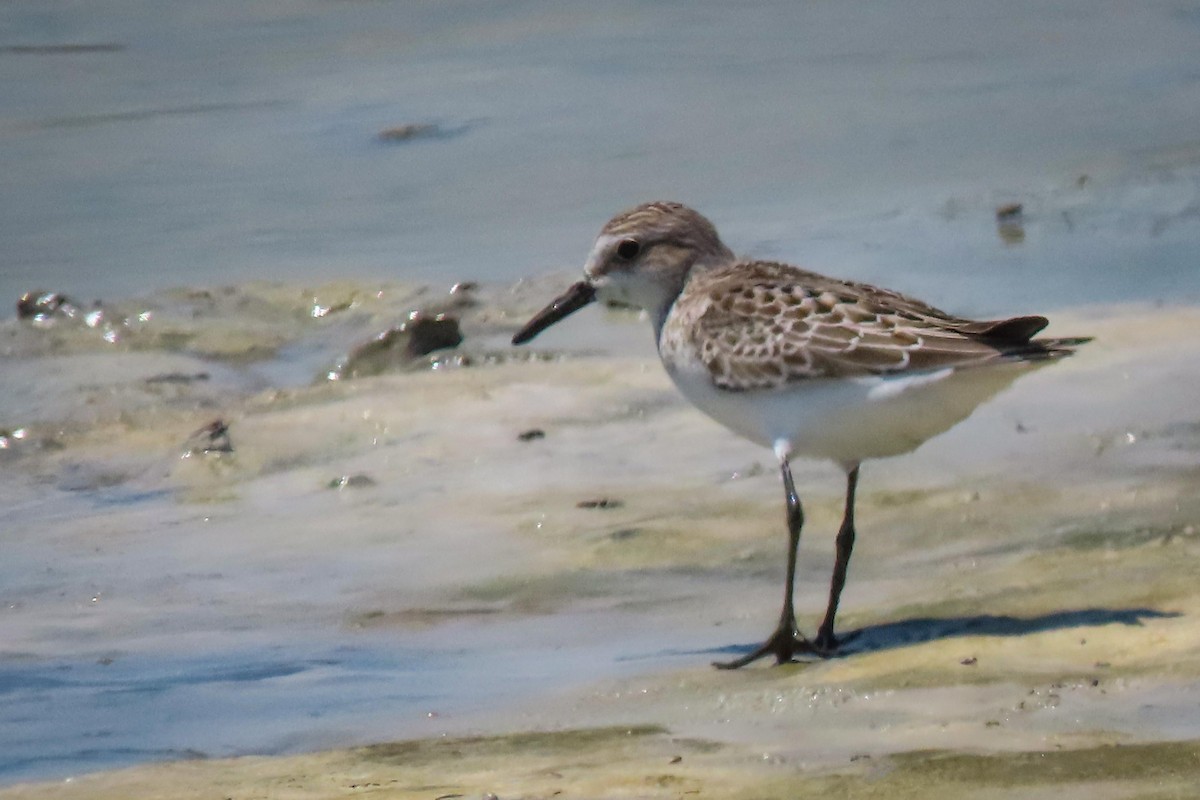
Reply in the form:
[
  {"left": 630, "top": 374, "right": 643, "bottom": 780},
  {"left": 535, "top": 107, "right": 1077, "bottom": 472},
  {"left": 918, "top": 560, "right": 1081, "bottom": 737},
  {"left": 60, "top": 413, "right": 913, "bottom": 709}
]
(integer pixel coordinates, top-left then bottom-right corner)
[
  {"left": 3, "top": 0, "right": 1200, "bottom": 790},
  {"left": 0, "top": 620, "right": 692, "bottom": 784},
  {"left": 3, "top": 0, "right": 1200, "bottom": 314}
]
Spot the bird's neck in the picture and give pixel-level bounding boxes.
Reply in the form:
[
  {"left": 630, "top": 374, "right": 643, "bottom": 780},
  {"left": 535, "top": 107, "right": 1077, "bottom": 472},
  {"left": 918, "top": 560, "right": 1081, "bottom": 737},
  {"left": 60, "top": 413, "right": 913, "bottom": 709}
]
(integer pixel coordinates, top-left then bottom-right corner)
[{"left": 648, "top": 250, "right": 731, "bottom": 338}]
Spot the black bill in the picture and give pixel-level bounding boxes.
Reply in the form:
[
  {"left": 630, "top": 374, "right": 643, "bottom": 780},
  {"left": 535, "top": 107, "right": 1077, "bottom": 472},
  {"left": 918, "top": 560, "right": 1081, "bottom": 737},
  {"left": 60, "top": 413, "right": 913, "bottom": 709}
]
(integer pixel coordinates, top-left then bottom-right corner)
[{"left": 511, "top": 281, "right": 597, "bottom": 345}]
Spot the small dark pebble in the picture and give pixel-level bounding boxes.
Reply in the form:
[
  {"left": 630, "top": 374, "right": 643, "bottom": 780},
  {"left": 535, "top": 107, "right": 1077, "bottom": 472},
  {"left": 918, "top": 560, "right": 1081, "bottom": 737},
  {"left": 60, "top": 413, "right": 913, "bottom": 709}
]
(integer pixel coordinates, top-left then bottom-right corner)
[
  {"left": 985, "top": 720, "right": 1001, "bottom": 727},
  {"left": 517, "top": 429, "right": 545, "bottom": 441},
  {"left": 669, "top": 756, "right": 683, "bottom": 764},
  {"left": 996, "top": 203, "right": 1023, "bottom": 220},
  {"left": 377, "top": 123, "right": 439, "bottom": 143},
  {"left": 445, "top": 281, "right": 480, "bottom": 309},
  {"left": 849, "top": 753, "right": 871, "bottom": 762},
  {"left": 328, "top": 474, "right": 377, "bottom": 490},
  {"left": 577, "top": 498, "right": 623, "bottom": 510},
  {"left": 960, "top": 656, "right": 978, "bottom": 666},
  {"left": 145, "top": 371, "right": 210, "bottom": 385},
  {"left": 185, "top": 419, "right": 233, "bottom": 455}
]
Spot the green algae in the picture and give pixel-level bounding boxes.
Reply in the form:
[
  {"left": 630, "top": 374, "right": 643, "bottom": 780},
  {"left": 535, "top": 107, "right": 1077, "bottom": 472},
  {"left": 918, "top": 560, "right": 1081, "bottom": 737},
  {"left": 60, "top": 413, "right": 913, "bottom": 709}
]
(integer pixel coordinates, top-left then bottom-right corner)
[
  {"left": 1057, "top": 523, "right": 1199, "bottom": 551},
  {"left": 889, "top": 740, "right": 1200, "bottom": 786},
  {"left": 357, "top": 724, "right": 669, "bottom": 767},
  {"left": 795, "top": 740, "right": 1200, "bottom": 799},
  {"left": 454, "top": 569, "right": 624, "bottom": 612},
  {"left": 13, "top": 732, "right": 1198, "bottom": 800},
  {"left": 343, "top": 606, "right": 505, "bottom": 629}
]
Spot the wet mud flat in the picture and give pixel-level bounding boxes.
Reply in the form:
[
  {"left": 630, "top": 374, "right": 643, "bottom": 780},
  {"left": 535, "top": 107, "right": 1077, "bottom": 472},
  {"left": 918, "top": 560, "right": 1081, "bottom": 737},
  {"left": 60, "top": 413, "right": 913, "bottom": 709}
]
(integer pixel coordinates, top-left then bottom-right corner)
[
  {"left": 8, "top": 728, "right": 1200, "bottom": 800},
  {"left": 1, "top": 284, "right": 1200, "bottom": 797}
]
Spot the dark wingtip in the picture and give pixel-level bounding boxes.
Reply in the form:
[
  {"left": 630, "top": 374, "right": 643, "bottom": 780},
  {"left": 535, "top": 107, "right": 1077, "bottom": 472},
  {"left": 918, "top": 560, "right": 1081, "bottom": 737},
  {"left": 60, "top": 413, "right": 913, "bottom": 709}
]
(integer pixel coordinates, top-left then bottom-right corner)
[
  {"left": 512, "top": 281, "right": 597, "bottom": 345},
  {"left": 958, "top": 315, "right": 1049, "bottom": 342}
]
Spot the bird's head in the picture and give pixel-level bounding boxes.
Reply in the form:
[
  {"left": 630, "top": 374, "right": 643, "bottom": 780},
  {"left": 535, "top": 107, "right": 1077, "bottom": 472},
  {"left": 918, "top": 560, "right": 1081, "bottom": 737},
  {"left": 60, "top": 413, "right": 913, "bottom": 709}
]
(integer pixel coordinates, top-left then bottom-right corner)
[{"left": 512, "top": 201, "right": 733, "bottom": 344}]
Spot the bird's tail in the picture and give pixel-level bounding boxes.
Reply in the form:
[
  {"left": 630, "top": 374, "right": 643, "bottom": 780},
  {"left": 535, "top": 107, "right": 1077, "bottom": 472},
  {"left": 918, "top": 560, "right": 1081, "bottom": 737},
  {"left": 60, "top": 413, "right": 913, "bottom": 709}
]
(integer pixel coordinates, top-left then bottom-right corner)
[{"left": 1009, "top": 336, "right": 1093, "bottom": 362}]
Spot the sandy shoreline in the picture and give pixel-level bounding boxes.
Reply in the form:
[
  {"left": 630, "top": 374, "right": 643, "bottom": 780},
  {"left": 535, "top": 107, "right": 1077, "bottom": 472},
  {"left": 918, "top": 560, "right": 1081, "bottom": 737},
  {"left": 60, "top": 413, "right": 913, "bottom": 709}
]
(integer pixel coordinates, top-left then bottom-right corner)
[{"left": 2, "top": 298, "right": 1200, "bottom": 797}]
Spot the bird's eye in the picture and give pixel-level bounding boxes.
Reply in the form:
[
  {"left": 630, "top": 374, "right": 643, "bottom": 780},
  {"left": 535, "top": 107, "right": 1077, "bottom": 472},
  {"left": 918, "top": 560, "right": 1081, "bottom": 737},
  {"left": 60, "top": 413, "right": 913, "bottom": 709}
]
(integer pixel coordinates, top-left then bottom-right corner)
[{"left": 615, "top": 239, "right": 641, "bottom": 260}]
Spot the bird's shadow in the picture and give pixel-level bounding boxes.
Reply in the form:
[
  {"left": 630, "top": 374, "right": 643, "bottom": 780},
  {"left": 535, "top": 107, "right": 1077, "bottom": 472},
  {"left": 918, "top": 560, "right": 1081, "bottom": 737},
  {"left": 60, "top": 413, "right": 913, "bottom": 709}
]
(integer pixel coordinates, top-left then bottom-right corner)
[{"left": 696, "top": 607, "right": 1181, "bottom": 661}]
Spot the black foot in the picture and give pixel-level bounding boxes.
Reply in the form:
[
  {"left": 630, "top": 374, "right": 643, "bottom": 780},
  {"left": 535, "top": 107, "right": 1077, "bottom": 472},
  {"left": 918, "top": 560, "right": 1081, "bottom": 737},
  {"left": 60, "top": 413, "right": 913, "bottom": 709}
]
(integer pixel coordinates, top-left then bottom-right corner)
[
  {"left": 812, "top": 627, "right": 840, "bottom": 656},
  {"left": 812, "top": 626, "right": 864, "bottom": 656},
  {"left": 712, "top": 622, "right": 815, "bottom": 670}
]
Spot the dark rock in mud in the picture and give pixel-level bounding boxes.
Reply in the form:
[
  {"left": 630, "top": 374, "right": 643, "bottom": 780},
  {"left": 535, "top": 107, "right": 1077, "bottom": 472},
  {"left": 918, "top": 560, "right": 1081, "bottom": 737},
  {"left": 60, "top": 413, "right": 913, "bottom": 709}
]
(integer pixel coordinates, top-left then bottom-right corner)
[
  {"left": 406, "top": 314, "right": 464, "bottom": 356},
  {"left": 326, "top": 313, "right": 463, "bottom": 381},
  {"left": 376, "top": 123, "right": 440, "bottom": 143},
  {"left": 17, "top": 290, "right": 80, "bottom": 322},
  {"left": 376, "top": 120, "right": 481, "bottom": 144},
  {"left": 144, "top": 372, "right": 210, "bottom": 385},
  {"left": 183, "top": 419, "right": 234, "bottom": 456},
  {"left": 328, "top": 474, "right": 377, "bottom": 490},
  {"left": 996, "top": 203, "right": 1023, "bottom": 221},
  {"left": 577, "top": 498, "right": 623, "bottom": 510},
  {"left": 517, "top": 428, "right": 546, "bottom": 441}
]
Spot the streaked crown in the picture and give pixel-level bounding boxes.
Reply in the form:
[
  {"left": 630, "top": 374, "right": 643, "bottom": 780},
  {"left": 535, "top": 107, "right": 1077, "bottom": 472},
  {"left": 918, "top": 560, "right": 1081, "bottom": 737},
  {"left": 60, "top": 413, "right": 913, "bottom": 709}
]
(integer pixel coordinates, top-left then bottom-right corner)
[
  {"left": 599, "top": 201, "right": 726, "bottom": 251},
  {"left": 583, "top": 201, "right": 735, "bottom": 325}
]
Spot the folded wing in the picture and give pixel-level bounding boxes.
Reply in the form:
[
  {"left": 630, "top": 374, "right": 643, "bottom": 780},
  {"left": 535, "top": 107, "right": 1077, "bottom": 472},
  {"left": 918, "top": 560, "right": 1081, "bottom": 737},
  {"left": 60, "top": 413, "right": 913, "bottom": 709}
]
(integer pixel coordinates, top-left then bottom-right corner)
[{"left": 683, "top": 262, "right": 1078, "bottom": 391}]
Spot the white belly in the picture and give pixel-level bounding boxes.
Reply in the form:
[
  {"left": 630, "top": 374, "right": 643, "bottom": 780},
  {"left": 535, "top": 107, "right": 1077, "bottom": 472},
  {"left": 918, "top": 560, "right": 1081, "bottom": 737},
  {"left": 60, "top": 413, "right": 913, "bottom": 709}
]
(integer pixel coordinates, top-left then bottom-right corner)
[{"left": 661, "top": 351, "right": 1037, "bottom": 465}]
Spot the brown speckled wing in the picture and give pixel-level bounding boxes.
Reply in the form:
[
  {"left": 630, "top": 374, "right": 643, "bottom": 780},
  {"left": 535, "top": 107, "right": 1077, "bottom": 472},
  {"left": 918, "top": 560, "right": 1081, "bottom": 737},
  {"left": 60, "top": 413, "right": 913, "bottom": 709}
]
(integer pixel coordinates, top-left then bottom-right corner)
[{"left": 675, "top": 261, "right": 1050, "bottom": 391}]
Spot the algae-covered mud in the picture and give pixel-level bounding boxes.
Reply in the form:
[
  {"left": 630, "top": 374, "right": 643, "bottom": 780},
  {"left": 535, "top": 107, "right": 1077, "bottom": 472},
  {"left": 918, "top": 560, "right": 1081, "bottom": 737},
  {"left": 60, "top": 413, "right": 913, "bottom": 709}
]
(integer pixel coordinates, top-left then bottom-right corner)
[
  {"left": 10, "top": 727, "right": 1200, "bottom": 800},
  {"left": 2, "top": 269, "right": 1200, "bottom": 796}
]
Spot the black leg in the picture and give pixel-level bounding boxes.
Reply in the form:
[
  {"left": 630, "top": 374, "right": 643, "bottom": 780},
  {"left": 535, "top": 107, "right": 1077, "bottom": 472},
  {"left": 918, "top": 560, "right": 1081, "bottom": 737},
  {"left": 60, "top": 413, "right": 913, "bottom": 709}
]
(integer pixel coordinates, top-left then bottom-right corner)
[
  {"left": 713, "top": 456, "right": 811, "bottom": 669},
  {"left": 814, "top": 464, "right": 859, "bottom": 653}
]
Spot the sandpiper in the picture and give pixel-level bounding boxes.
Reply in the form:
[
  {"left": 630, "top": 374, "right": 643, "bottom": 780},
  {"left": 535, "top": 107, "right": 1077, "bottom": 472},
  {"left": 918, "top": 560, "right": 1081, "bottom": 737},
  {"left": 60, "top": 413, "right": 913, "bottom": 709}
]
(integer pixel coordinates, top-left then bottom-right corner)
[{"left": 512, "top": 201, "right": 1087, "bottom": 669}]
